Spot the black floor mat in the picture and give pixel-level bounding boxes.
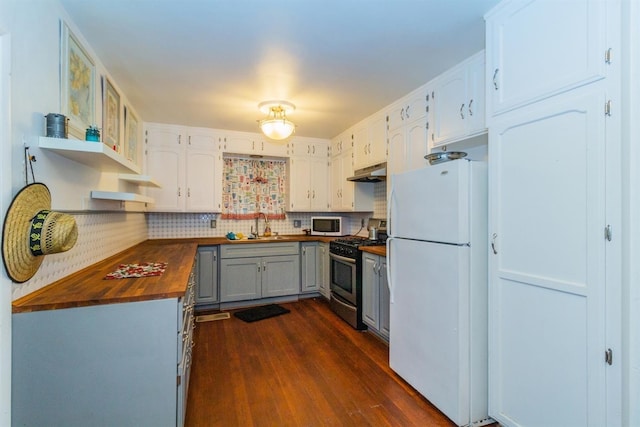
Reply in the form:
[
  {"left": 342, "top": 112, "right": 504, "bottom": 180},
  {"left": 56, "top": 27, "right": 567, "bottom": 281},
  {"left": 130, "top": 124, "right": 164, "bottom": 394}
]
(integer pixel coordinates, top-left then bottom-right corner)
[{"left": 233, "top": 304, "right": 290, "bottom": 323}]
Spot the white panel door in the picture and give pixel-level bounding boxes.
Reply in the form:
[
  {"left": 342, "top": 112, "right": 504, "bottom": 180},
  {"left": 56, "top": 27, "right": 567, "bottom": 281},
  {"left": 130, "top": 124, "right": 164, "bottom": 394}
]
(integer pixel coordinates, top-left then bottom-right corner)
[
  {"left": 146, "top": 145, "right": 184, "bottom": 211},
  {"left": 309, "top": 156, "right": 328, "bottom": 211},
  {"left": 486, "top": 0, "right": 607, "bottom": 116},
  {"left": 432, "top": 66, "right": 467, "bottom": 145},
  {"left": 185, "top": 148, "right": 217, "bottom": 212},
  {"left": 289, "top": 155, "right": 310, "bottom": 210},
  {"left": 488, "top": 84, "right": 607, "bottom": 426},
  {"left": 405, "top": 118, "right": 428, "bottom": 172}
]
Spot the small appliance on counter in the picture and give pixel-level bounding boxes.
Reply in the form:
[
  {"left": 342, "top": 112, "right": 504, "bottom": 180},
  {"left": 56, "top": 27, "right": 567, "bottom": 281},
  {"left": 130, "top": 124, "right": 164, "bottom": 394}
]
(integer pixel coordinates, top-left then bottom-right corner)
[
  {"left": 310, "top": 216, "right": 349, "bottom": 236},
  {"left": 367, "top": 218, "right": 387, "bottom": 241}
]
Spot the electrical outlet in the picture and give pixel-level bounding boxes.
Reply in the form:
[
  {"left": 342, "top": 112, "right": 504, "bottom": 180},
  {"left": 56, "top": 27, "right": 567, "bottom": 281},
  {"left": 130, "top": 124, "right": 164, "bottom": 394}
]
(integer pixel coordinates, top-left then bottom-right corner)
[
  {"left": 293, "top": 220, "right": 301, "bottom": 228},
  {"left": 210, "top": 219, "right": 217, "bottom": 229}
]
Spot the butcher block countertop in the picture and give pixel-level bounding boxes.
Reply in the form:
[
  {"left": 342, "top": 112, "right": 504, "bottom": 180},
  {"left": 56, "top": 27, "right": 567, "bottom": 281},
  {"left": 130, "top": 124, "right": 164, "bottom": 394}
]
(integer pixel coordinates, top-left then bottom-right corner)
[
  {"left": 361, "top": 245, "right": 387, "bottom": 257},
  {"left": 12, "top": 235, "right": 334, "bottom": 313},
  {"left": 12, "top": 240, "right": 198, "bottom": 313}
]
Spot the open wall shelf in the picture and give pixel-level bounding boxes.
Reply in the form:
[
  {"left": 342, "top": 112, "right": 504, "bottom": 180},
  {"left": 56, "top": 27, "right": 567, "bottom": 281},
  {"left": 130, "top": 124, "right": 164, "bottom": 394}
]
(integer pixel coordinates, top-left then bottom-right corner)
[
  {"left": 90, "top": 191, "right": 154, "bottom": 204},
  {"left": 39, "top": 137, "right": 142, "bottom": 174}
]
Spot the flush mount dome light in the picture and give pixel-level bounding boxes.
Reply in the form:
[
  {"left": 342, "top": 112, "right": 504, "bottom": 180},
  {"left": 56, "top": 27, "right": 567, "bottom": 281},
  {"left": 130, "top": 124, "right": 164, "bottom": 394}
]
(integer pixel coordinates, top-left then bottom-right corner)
[{"left": 258, "top": 100, "right": 296, "bottom": 141}]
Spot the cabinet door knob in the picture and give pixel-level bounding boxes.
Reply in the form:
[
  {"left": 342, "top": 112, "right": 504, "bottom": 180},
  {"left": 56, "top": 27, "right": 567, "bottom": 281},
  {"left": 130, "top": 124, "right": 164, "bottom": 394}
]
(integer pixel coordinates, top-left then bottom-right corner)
[
  {"left": 460, "top": 103, "right": 465, "bottom": 119},
  {"left": 468, "top": 99, "right": 474, "bottom": 116},
  {"left": 493, "top": 68, "right": 499, "bottom": 90}
]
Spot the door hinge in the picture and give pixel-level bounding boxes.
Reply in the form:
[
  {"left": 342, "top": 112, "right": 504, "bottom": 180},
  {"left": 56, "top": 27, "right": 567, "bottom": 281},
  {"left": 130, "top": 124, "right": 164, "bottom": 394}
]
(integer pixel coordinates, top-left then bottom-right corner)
[
  {"left": 605, "top": 48, "right": 612, "bottom": 64},
  {"left": 605, "top": 224, "right": 612, "bottom": 241},
  {"left": 177, "top": 375, "right": 182, "bottom": 386},
  {"left": 605, "top": 100, "right": 612, "bottom": 117},
  {"left": 605, "top": 348, "right": 613, "bottom": 365}
]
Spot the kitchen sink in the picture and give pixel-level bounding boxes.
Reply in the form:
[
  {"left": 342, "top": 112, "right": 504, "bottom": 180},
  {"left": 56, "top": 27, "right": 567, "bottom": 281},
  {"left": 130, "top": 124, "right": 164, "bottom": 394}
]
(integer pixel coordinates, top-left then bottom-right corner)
[{"left": 256, "top": 235, "right": 285, "bottom": 240}]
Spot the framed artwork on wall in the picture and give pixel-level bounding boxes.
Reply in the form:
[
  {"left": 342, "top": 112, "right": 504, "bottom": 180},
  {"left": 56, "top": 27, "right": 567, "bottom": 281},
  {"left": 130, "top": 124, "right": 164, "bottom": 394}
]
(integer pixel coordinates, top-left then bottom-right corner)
[
  {"left": 60, "top": 21, "right": 95, "bottom": 139},
  {"left": 102, "top": 76, "right": 120, "bottom": 151},
  {"left": 124, "top": 106, "right": 139, "bottom": 165}
]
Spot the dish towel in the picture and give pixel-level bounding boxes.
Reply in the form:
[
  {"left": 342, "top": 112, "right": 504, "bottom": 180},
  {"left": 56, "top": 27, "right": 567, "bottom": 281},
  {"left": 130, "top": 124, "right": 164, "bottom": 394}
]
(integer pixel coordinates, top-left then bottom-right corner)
[{"left": 104, "top": 262, "right": 167, "bottom": 279}]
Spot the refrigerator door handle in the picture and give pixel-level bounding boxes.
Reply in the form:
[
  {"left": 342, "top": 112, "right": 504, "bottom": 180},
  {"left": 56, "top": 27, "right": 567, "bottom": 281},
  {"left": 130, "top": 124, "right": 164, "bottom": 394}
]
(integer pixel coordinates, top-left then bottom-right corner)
[
  {"left": 387, "top": 178, "right": 395, "bottom": 237},
  {"left": 386, "top": 236, "right": 394, "bottom": 303}
]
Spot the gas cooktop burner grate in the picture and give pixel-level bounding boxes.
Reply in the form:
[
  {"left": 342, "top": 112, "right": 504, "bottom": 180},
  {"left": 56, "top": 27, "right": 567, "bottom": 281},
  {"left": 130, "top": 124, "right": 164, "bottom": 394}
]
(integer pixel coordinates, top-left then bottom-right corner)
[{"left": 332, "top": 236, "right": 387, "bottom": 247}]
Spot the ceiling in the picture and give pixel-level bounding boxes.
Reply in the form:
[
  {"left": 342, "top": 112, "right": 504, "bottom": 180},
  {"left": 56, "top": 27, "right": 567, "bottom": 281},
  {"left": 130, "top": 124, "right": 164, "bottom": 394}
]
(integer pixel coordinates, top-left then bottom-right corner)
[{"left": 59, "top": 0, "right": 501, "bottom": 140}]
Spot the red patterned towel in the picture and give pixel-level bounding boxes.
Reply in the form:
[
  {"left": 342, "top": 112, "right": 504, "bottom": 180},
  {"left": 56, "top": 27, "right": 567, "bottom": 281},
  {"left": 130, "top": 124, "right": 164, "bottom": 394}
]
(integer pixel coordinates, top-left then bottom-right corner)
[{"left": 104, "top": 262, "right": 167, "bottom": 279}]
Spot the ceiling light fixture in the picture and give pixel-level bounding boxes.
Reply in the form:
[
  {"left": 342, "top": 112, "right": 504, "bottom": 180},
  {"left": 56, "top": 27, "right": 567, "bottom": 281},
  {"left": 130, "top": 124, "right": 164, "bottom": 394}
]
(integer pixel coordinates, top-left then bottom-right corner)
[{"left": 258, "top": 100, "right": 296, "bottom": 141}]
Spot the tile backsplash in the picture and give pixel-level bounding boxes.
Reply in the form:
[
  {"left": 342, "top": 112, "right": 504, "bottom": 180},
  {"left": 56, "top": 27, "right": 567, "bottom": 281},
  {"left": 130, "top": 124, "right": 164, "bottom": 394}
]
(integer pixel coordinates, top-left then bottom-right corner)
[{"left": 12, "top": 213, "right": 148, "bottom": 301}]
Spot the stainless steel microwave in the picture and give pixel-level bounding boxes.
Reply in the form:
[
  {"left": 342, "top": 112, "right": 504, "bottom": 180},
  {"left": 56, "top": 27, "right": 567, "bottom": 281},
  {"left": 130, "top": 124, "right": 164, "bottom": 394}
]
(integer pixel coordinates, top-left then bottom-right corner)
[{"left": 310, "top": 216, "right": 349, "bottom": 236}]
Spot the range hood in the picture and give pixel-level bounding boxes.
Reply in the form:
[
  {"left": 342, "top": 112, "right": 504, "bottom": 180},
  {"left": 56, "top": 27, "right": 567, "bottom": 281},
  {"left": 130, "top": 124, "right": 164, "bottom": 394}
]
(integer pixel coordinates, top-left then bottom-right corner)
[{"left": 347, "top": 162, "right": 386, "bottom": 182}]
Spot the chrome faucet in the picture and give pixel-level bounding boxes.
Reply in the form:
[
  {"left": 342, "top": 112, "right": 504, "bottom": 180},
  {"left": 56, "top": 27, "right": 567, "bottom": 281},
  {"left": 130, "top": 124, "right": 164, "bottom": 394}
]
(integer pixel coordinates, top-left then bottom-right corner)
[{"left": 255, "top": 212, "right": 267, "bottom": 237}]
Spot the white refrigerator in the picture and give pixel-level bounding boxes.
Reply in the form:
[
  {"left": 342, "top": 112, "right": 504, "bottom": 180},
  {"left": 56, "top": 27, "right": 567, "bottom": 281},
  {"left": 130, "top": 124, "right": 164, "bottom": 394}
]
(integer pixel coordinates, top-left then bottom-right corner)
[{"left": 386, "top": 159, "right": 491, "bottom": 427}]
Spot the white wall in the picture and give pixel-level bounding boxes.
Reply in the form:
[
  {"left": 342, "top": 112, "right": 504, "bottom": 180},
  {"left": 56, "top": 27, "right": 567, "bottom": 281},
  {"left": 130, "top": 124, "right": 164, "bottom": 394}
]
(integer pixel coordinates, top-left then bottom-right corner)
[{"left": 0, "top": 6, "right": 151, "bottom": 288}]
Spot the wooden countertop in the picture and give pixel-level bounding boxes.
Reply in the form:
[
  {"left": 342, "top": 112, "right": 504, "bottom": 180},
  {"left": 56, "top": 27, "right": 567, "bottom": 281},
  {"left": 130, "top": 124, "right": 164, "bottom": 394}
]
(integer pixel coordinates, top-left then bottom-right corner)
[
  {"left": 12, "top": 240, "right": 198, "bottom": 313},
  {"left": 12, "top": 235, "right": 334, "bottom": 314},
  {"left": 361, "top": 245, "right": 387, "bottom": 257}
]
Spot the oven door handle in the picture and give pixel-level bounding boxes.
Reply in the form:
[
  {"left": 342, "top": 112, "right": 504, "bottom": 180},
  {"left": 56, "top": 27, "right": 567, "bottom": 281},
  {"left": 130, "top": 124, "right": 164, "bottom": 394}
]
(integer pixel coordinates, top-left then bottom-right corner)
[
  {"left": 331, "top": 292, "right": 356, "bottom": 310},
  {"left": 329, "top": 252, "right": 356, "bottom": 264}
]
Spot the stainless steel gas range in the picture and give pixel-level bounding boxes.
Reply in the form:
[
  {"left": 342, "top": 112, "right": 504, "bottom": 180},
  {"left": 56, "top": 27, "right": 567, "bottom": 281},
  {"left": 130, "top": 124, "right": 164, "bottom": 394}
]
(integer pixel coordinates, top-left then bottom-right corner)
[{"left": 329, "top": 219, "right": 387, "bottom": 330}]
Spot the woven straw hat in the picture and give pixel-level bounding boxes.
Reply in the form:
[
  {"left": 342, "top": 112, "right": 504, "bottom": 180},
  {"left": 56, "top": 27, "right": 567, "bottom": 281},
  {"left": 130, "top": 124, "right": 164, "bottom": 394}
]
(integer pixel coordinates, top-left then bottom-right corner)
[{"left": 2, "top": 183, "right": 78, "bottom": 283}]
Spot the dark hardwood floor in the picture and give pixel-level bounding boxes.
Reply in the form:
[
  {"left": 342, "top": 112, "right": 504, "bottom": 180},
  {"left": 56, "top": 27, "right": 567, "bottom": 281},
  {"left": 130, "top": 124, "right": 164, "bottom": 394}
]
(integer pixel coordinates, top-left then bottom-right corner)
[{"left": 185, "top": 297, "right": 456, "bottom": 427}]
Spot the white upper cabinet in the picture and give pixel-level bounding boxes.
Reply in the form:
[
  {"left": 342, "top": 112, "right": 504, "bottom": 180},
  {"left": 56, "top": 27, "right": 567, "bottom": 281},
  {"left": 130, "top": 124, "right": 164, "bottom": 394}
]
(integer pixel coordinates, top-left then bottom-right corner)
[
  {"left": 220, "top": 131, "right": 289, "bottom": 157},
  {"left": 367, "top": 112, "right": 388, "bottom": 166},
  {"left": 145, "top": 123, "right": 221, "bottom": 212},
  {"left": 287, "top": 137, "right": 329, "bottom": 212},
  {"left": 430, "top": 51, "right": 486, "bottom": 148},
  {"left": 330, "top": 132, "right": 353, "bottom": 211},
  {"left": 387, "top": 89, "right": 428, "bottom": 132},
  {"left": 485, "top": 0, "right": 608, "bottom": 116},
  {"left": 329, "top": 131, "right": 374, "bottom": 212},
  {"left": 288, "top": 138, "right": 327, "bottom": 159},
  {"left": 353, "top": 111, "right": 387, "bottom": 170},
  {"left": 330, "top": 131, "right": 349, "bottom": 157},
  {"left": 387, "top": 85, "right": 430, "bottom": 178}
]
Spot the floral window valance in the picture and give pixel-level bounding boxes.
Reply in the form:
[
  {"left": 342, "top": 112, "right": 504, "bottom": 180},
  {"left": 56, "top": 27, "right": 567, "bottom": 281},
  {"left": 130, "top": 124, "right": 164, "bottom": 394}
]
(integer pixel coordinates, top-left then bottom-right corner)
[{"left": 221, "top": 157, "right": 287, "bottom": 220}]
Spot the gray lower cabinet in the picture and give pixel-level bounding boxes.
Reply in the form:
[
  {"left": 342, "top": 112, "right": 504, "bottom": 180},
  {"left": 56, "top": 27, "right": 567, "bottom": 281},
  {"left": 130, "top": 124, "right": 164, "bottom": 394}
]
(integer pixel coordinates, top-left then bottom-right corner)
[
  {"left": 196, "top": 245, "right": 219, "bottom": 306},
  {"left": 301, "top": 242, "right": 321, "bottom": 293},
  {"left": 319, "top": 242, "right": 330, "bottom": 298},
  {"left": 12, "top": 271, "right": 196, "bottom": 427},
  {"left": 220, "top": 242, "right": 300, "bottom": 302},
  {"left": 362, "top": 252, "right": 390, "bottom": 339}
]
